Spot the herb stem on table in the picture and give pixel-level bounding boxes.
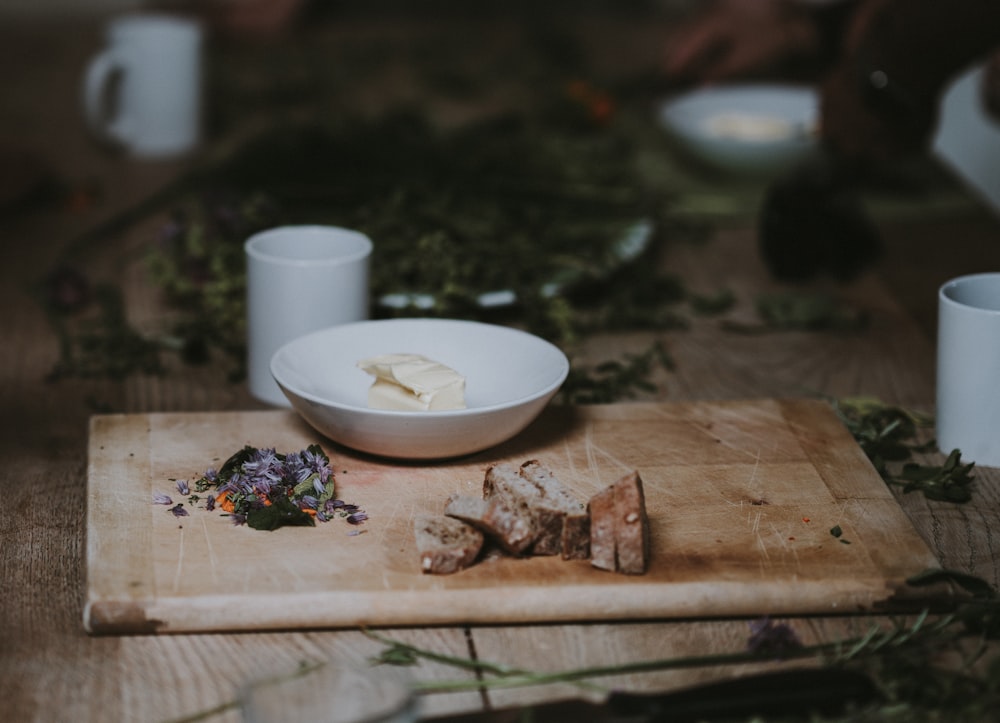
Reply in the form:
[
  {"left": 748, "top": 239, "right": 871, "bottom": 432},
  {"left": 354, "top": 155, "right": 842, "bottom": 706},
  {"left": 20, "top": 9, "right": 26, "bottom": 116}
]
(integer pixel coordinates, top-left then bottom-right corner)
[{"left": 363, "top": 580, "right": 1000, "bottom": 721}]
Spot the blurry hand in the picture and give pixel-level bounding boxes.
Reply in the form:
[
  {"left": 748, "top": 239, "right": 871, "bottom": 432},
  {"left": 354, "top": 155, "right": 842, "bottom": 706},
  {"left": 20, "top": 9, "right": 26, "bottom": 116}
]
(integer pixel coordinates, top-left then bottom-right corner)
[
  {"left": 819, "top": 0, "right": 1000, "bottom": 166},
  {"left": 663, "top": 0, "right": 820, "bottom": 84},
  {"left": 819, "top": 62, "right": 937, "bottom": 167},
  {"left": 204, "top": 0, "right": 307, "bottom": 38}
]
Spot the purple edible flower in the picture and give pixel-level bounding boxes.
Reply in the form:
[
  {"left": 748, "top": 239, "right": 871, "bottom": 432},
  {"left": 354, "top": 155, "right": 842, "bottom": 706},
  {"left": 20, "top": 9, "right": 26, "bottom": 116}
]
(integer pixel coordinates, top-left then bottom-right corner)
[
  {"left": 346, "top": 511, "right": 369, "bottom": 525},
  {"left": 298, "top": 495, "right": 318, "bottom": 511},
  {"left": 304, "top": 449, "right": 332, "bottom": 482},
  {"left": 205, "top": 494, "right": 216, "bottom": 512},
  {"left": 243, "top": 447, "right": 283, "bottom": 486},
  {"left": 176, "top": 479, "right": 190, "bottom": 496},
  {"left": 228, "top": 513, "right": 247, "bottom": 526},
  {"left": 153, "top": 493, "right": 173, "bottom": 505},
  {"left": 168, "top": 504, "right": 189, "bottom": 518},
  {"left": 222, "top": 471, "right": 254, "bottom": 497},
  {"left": 283, "top": 451, "right": 312, "bottom": 484}
]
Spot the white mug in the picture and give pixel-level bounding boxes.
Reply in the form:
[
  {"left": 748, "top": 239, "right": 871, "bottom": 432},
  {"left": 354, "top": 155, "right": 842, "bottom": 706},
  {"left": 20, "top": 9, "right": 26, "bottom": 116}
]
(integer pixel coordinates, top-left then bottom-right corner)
[
  {"left": 82, "top": 14, "right": 203, "bottom": 158},
  {"left": 245, "top": 226, "right": 373, "bottom": 406},
  {"left": 936, "top": 272, "right": 1000, "bottom": 467}
]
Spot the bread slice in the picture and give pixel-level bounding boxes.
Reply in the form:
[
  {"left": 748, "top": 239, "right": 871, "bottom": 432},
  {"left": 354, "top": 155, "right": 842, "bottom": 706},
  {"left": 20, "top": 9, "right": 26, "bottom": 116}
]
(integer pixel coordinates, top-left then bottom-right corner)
[
  {"left": 613, "top": 471, "right": 650, "bottom": 574},
  {"left": 588, "top": 471, "right": 650, "bottom": 574},
  {"left": 587, "top": 484, "right": 617, "bottom": 572},
  {"left": 414, "top": 514, "right": 485, "bottom": 575},
  {"left": 518, "top": 460, "right": 590, "bottom": 559},
  {"left": 444, "top": 491, "right": 535, "bottom": 555},
  {"left": 480, "top": 463, "right": 542, "bottom": 552}
]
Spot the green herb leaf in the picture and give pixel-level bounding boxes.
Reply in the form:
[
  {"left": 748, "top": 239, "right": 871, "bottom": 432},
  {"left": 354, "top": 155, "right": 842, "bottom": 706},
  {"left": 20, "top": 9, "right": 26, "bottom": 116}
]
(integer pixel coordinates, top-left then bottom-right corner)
[
  {"left": 755, "top": 291, "right": 868, "bottom": 332},
  {"left": 247, "top": 496, "right": 316, "bottom": 531},
  {"left": 832, "top": 397, "right": 975, "bottom": 504}
]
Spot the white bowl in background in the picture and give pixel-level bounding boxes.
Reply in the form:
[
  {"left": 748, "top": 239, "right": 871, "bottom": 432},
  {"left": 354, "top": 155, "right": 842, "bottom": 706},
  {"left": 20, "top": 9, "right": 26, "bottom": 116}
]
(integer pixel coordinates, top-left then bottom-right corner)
[
  {"left": 270, "top": 318, "right": 570, "bottom": 460},
  {"left": 658, "top": 84, "right": 819, "bottom": 176}
]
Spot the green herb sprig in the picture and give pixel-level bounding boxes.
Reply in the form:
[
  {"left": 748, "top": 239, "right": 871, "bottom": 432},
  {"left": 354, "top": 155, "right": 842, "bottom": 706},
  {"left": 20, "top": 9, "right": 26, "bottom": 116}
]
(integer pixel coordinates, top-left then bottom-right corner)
[
  {"left": 833, "top": 397, "right": 975, "bottom": 504},
  {"left": 361, "top": 571, "right": 1000, "bottom": 719},
  {"left": 560, "top": 340, "right": 674, "bottom": 404}
]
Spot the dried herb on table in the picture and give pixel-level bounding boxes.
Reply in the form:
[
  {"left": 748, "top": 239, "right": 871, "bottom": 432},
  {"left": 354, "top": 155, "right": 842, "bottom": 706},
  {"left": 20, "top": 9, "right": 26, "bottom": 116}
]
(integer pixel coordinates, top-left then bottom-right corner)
[
  {"left": 44, "top": 105, "right": 688, "bottom": 390},
  {"left": 43, "top": 282, "right": 165, "bottom": 381},
  {"left": 829, "top": 524, "right": 851, "bottom": 544},
  {"left": 209, "top": 111, "right": 659, "bottom": 311},
  {"left": 363, "top": 571, "right": 1000, "bottom": 719},
  {"left": 723, "top": 291, "right": 868, "bottom": 334},
  {"left": 147, "top": 191, "right": 281, "bottom": 380},
  {"left": 833, "top": 396, "right": 975, "bottom": 503},
  {"left": 156, "top": 444, "right": 367, "bottom": 532},
  {"left": 894, "top": 448, "right": 976, "bottom": 503},
  {"left": 560, "top": 340, "right": 674, "bottom": 404}
]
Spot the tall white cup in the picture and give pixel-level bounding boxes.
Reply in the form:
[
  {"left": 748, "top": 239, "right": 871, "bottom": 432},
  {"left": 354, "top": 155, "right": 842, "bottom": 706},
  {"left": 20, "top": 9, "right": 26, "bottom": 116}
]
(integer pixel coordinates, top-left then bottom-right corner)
[
  {"left": 936, "top": 272, "right": 1000, "bottom": 466},
  {"left": 82, "top": 13, "right": 203, "bottom": 158},
  {"left": 245, "top": 226, "right": 373, "bottom": 406}
]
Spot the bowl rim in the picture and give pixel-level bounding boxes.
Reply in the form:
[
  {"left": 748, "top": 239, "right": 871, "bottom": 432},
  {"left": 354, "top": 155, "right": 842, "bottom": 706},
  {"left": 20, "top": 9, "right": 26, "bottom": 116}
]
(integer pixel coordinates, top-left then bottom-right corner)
[
  {"left": 270, "top": 318, "right": 570, "bottom": 418},
  {"left": 658, "top": 83, "right": 818, "bottom": 142}
]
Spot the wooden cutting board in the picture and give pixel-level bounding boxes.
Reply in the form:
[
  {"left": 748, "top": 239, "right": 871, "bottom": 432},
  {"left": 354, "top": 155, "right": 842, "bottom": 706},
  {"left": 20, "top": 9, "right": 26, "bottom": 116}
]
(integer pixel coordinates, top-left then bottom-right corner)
[{"left": 84, "top": 399, "right": 943, "bottom": 635}]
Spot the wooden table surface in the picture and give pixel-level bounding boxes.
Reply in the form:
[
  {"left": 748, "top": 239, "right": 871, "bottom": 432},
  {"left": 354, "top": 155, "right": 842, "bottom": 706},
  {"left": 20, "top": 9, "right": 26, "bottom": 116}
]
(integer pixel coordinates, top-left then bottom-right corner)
[{"left": 3, "top": 10, "right": 1000, "bottom": 722}]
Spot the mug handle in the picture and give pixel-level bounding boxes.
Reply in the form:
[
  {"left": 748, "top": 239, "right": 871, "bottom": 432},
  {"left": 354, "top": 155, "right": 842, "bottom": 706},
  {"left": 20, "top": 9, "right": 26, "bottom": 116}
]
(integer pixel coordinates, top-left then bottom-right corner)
[{"left": 82, "top": 49, "right": 131, "bottom": 146}]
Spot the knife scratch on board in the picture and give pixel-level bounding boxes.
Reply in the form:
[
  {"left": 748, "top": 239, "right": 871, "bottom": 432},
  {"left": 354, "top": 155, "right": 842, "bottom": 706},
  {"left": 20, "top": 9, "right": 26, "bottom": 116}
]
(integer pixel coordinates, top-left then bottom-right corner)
[
  {"left": 580, "top": 434, "right": 633, "bottom": 490},
  {"left": 171, "top": 527, "right": 186, "bottom": 594},
  {"left": 199, "top": 515, "right": 221, "bottom": 585}
]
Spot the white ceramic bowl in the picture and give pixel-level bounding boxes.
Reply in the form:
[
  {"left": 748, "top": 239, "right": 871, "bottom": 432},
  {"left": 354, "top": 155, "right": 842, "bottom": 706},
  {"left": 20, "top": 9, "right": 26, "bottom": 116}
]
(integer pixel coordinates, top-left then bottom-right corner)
[
  {"left": 658, "top": 84, "right": 819, "bottom": 176},
  {"left": 270, "top": 318, "right": 570, "bottom": 460}
]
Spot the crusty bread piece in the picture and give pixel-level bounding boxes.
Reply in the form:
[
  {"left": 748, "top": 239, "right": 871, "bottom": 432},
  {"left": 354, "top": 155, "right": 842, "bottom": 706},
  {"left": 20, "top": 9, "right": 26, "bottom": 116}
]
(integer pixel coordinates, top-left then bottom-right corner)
[
  {"left": 613, "top": 471, "right": 650, "bottom": 574},
  {"left": 444, "top": 492, "right": 535, "bottom": 555},
  {"left": 414, "top": 514, "right": 485, "bottom": 575},
  {"left": 588, "top": 471, "right": 650, "bottom": 574},
  {"left": 587, "top": 485, "right": 617, "bottom": 572},
  {"left": 481, "top": 464, "right": 542, "bottom": 552},
  {"left": 518, "top": 460, "right": 590, "bottom": 559}
]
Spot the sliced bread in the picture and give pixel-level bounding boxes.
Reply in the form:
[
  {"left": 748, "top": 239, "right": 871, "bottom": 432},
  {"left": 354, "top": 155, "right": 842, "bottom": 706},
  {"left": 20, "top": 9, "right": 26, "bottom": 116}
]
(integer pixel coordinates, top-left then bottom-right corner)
[
  {"left": 414, "top": 514, "right": 485, "bottom": 575},
  {"left": 588, "top": 471, "right": 650, "bottom": 574},
  {"left": 518, "top": 459, "right": 590, "bottom": 559},
  {"left": 587, "top": 484, "right": 617, "bottom": 572},
  {"left": 444, "top": 491, "right": 535, "bottom": 555},
  {"left": 613, "top": 471, "right": 650, "bottom": 574}
]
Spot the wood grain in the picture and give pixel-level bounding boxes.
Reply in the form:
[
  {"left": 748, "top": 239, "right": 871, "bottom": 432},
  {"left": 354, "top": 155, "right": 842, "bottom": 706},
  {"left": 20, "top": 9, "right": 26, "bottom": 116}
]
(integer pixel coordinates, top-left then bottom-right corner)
[
  {"left": 85, "top": 400, "right": 941, "bottom": 634},
  {"left": 4, "top": 14, "right": 1000, "bottom": 723}
]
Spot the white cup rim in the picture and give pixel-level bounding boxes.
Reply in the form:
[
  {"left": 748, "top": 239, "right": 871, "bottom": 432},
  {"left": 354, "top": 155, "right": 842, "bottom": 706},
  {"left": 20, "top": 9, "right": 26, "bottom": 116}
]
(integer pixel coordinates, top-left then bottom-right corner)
[
  {"left": 245, "top": 225, "right": 373, "bottom": 268},
  {"left": 108, "top": 12, "right": 203, "bottom": 35},
  {"left": 939, "top": 272, "right": 1000, "bottom": 313}
]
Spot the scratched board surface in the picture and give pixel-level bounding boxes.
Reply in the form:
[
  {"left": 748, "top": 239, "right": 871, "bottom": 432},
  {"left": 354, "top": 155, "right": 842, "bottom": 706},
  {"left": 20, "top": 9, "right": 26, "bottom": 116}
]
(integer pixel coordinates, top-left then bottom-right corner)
[{"left": 84, "top": 399, "right": 941, "bottom": 634}]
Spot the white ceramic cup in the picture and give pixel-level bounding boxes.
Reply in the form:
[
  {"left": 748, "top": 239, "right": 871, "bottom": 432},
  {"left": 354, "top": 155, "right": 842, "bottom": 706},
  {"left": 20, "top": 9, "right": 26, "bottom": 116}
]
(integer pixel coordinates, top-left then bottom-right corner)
[
  {"left": 246, "top": 226, "right": 373, "bottom": 406},
  {"left": 937, "top": 272, "right": 1000, "bottom": 466},
  {"left": 82, "top": 13, "right": 203, "bottom": 158}
]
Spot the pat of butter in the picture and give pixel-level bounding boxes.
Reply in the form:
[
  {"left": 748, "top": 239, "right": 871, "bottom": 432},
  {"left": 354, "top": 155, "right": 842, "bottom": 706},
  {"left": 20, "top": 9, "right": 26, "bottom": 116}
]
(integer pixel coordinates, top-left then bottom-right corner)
[
  {"left": 358, "top": 353, "right": 466, "bottom": 411},
  {"left": 703, "top": 112, "right": 795, "bottom": 142}
]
